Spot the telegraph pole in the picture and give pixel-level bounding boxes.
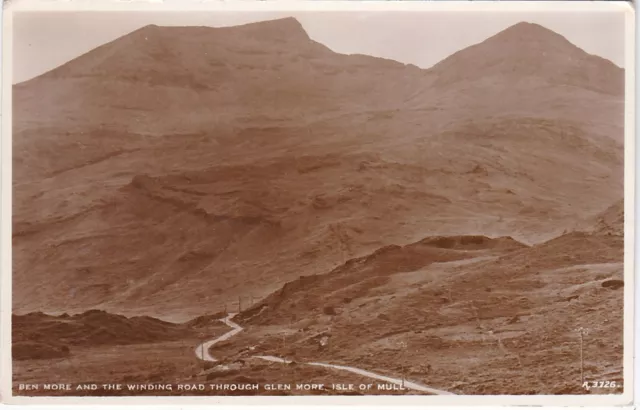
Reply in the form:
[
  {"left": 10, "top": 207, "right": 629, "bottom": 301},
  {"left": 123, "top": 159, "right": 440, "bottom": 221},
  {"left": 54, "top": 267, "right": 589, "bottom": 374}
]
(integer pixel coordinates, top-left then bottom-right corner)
[
  {"left": 400, "top": 341, "right": 407, "bottom": 389},
  {"left": 578, "top": 327, "right": 585, "bottom": 386},
  {"left": 201, "top": 342, "right": 205, "bottom": 371},
  {"left": 282, "top": 333, "right": 287, "bottom": 367}
]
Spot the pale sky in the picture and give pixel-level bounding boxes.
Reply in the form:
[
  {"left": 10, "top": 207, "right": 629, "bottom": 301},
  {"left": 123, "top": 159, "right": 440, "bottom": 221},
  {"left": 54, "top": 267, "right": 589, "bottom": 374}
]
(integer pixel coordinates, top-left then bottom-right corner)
[{"left": 13, "top": 10, "right": 626, "bottom": 83}]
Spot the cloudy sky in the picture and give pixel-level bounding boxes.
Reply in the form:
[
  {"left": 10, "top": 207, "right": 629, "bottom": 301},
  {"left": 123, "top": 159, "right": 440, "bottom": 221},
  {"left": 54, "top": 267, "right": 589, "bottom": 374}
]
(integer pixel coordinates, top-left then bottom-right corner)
[{"left": 13, "top": 10, "right": 626, "bottom": 83}]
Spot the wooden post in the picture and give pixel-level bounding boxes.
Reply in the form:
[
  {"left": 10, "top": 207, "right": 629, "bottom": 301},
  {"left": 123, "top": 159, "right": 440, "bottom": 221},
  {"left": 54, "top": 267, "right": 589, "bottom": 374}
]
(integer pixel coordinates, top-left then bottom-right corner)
[
  {"left": 201, "top": 342, "right": 205, "bottom": 371},
  {"left": 579, "top": 328, "right": 585, "bottom": 386},
  {"left": 282, "top": 334, "right": 286, "bottom": 366},
  {"left": 400, "top": 341, "right": 407, "bottom": 389}
]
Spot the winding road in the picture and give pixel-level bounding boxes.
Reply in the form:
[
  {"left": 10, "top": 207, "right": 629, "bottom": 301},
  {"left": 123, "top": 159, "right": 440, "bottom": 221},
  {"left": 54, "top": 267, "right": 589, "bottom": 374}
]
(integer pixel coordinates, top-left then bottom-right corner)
[
  {"left": 195, "top": 313, "right": 455, "bottom": 395},
  {"left": 195, "top": 313, "right": 243, "bottom": 361}
]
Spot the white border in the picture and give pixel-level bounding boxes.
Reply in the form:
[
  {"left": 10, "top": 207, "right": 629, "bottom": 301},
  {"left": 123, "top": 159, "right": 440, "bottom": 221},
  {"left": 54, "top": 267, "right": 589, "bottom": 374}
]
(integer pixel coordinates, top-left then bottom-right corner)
[
  {"left": 1, "top": 0, "right": 635, "bottom": 406},
  {"left": 0, "top": 0, "right": 635, "bottom": 13}
]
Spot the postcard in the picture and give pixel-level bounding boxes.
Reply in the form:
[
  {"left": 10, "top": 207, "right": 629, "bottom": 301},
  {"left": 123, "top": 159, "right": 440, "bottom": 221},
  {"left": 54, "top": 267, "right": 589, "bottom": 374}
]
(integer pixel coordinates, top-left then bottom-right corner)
[{"left": 1, "top": 0, "right": 635, "bottom": 405}]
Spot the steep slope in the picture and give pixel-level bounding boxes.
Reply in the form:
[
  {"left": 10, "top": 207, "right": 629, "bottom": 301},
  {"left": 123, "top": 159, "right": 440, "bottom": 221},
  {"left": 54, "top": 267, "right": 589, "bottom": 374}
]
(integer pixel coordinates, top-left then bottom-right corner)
[
  {"left": 13, "top": 18, "right": 427, "bottom": 137},
  {"left": 12, "top": 172, "right": 274, "bottom": 313},
  {"left": 589, "top": 199, "right": 624, "bottom": 236},
  {"left": 429, "top": 22, "right": 624, "bottom": 96},
  {"left": 237, "top": 234, "right": 528, "bottom": 326},
  {"left": 407, "top": 22, "right": 625, "bottom": 143},
  {"left": 13, "top": 18, "right": 625, "bottom": 316}
]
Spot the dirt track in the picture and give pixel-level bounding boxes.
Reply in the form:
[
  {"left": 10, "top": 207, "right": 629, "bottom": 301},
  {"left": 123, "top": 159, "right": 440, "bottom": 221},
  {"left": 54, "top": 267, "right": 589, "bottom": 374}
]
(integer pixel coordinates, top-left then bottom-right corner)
[
  {"left": 196, "top": 314, "right": 455, "bottom": 395},
  {"left": 195, "top": 314, "right": 243, "bottom": 361}
]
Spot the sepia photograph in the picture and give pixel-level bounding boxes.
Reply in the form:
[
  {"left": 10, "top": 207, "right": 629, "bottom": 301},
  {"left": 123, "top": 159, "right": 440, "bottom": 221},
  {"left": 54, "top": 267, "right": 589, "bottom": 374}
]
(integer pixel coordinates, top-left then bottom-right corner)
[{"left": 2, "top": 0, "right": 635, "bottom": 405}]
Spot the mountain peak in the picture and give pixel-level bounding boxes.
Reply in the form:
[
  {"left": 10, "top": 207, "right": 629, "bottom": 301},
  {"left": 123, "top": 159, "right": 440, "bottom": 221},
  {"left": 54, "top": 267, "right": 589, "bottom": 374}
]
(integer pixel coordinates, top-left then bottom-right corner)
[
  {"left": 29, "top": 17, "right": 314, "bottom": 84},
  {"left": 245, "top": 16, "right": 304, "bottom": 30},
  {"left": 130, "top": 17, "right": 309, "bottom": 41},
  {"left": 503, "top": 21, "right": 557, "bottom": 34},
  {"left": 429, "top": 21, "right": 623, "bottom": 95},
  {"left": 230, "top": 17, "right": 310, "bottom": 41},
  {"left": 130, "top": 23, "right": 163, "bottom": 38},
  {"left": 488, "top": 21, "right": 574, "bottom": 49}
]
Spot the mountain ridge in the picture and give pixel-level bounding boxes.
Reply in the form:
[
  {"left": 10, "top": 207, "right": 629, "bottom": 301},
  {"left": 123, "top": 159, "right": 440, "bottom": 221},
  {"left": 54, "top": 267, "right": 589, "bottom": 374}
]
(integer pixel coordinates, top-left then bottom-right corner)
[
  {"left": 16, "top": 18, "right": 623, "bottom": 87},
  {"left": 12, "top": 16, "right": 625, "bottom": 317}
]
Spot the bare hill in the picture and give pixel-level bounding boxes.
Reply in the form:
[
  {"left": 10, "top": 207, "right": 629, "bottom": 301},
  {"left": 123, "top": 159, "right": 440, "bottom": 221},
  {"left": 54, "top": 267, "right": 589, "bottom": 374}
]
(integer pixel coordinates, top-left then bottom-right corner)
[
  {"left": 13, "top": 18, "right": 624, "bottom": 316},
  {"left": 12, "top": 310, "right": 201, "bottom": 360},
  {"left": 430, "top": 22, "right": 624, "bottom": 96}
]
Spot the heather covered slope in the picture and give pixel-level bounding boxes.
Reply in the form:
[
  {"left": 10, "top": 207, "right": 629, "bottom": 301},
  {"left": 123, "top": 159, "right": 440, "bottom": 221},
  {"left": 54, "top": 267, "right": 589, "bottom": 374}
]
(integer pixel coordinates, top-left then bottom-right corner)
[
  {"left": 236, "top": 235, "right": 528, "bottom": 326},
  {"left": 214, "top": 230, "right": 623, "bottom": 394},
  {"left": 13, "top": 18, "right": 624, "bottom": 317},
  {"left": 12, "top": 310, "right": 227, "bottom": 360}
]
